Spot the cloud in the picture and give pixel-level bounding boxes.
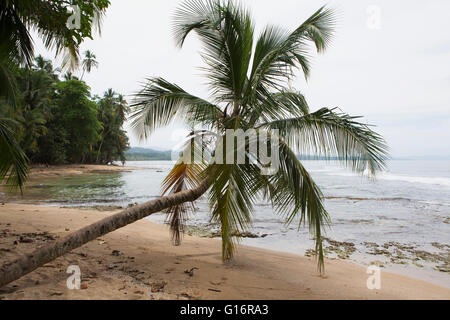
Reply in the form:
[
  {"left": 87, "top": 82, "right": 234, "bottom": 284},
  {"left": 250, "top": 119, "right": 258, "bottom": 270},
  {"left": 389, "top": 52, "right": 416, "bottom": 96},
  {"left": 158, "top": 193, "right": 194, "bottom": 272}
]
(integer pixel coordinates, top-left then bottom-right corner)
[{"left": 34, "top": 0, "right": 450, "bottom": 157}]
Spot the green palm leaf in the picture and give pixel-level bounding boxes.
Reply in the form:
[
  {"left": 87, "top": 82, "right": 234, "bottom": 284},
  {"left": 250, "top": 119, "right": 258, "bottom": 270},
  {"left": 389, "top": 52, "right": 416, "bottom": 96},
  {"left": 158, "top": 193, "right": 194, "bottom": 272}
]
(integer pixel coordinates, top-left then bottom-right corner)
[
  {"left": 161, "top": 136, "right": 209, "bottom": 244},
  {"left": 130, "top": 77, "right": 223, "bottom": 139},
  {"left": 208, "top": 162, "right": 260, "bottom": 260},
  {"left": 248, "top": 6, "right": 335, "bottom": 96},
  {"left": 259, "top": 107, "right": 389, "bottom": 174},
  {"left": 266, "top": 136, "right": 330, "bottom": 272},
  {"left": 174, "top": 0, "right": 254, "bottom": 104},
  {"left": 0, "top": 118, "right": 29, "bottom": 192}
]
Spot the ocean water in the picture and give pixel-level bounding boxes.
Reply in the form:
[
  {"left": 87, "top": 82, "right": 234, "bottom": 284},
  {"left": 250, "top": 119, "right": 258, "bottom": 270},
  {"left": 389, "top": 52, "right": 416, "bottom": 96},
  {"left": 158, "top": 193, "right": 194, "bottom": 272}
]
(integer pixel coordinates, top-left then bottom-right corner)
[{"left": 2, "top": 160, "right": 449, "bottom": 287}]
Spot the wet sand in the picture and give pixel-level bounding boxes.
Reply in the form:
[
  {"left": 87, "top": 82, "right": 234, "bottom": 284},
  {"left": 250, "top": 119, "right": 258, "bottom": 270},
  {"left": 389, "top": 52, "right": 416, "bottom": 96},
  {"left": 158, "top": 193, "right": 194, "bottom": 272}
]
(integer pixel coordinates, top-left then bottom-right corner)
[
  {"left": 27, "top": 164, "right": 142, "bottom": 180},
  {"left": 0, "top": 203, "right": 449, "bottom": 300}
]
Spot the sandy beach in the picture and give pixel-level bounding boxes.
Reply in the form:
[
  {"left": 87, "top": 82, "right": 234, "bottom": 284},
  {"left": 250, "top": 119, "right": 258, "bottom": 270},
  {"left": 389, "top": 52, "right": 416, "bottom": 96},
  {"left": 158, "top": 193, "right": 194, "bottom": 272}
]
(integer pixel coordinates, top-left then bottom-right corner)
[
  {"left": 27, "top": 164, "right": 142, "bottom": 180},
  {"left": 0, "top": 202, "right": 448, "bottom": 300},
  {"left": 1, "top": 0, "right": 450, "bottom": 306}
]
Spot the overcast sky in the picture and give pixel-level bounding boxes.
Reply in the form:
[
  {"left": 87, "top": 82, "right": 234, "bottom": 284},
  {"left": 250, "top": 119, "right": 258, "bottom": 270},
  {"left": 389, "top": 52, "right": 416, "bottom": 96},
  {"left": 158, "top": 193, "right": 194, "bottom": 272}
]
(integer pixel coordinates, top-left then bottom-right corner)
[{"left": 35, "top": 0, "right": 450, "bottom": 158}]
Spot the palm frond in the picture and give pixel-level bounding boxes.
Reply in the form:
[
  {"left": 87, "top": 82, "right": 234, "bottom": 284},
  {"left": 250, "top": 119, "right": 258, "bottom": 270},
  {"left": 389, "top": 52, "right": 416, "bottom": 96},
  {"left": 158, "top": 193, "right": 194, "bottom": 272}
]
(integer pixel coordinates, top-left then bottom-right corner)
[
  {"left": 173, "top": 0, "right": 220, "bottom": 47},
  {"left": 174, "top": 0, "right": 254, "bottom": 105},
  {"left": 161, "top": 135, "right": 209, "bottom": 245},
  {"left": 0, "top": 1, "right": 109, "bottom": 71},
  {"left": 258, "top": 107, "right": 389, "bottom": 175},
  {"left": 208, "top": 163, "right": 261, "bottom": 260},
  {"left": 82, "top": 50, "right": 99, "bottom": 73},
  {"left": 263, "top": 135, "right": 330, "bottom": 272},
  {"left": 208, "top": 133, "right": 265, "bottom": 260},
  {"left": 0, "top": 118, "right": 29, "bottom": 193},
  {"left": 0, "top": 0, "right": 34, "bottom": 65},
  {"left": 0, "top": 59, "right": 18, "bottom": 107},
  {"left": 130, "top": 77, "right": 223, "bottom": 140},
  {"left": 243, "top": 90, "right": 310, "bottom": 126},
  {"left": 248, "top": 6, "right": 335, "bottom": 94},
  {"left": 248, "top": 25, "right": 292, "bottom": 92}
]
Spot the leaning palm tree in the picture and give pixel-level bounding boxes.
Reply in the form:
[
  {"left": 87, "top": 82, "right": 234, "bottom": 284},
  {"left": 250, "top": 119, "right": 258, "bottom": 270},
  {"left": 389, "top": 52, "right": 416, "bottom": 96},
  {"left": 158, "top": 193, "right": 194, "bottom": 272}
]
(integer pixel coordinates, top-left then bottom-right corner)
[
  {"left": 130, "top": 0, "right": 388, "bottom": 266},
  {"left": 81, "top": 50, "right": 99, "bottom": 80},
  {"left": 0, "top": 1, "right": 388, "bottom": 288}
]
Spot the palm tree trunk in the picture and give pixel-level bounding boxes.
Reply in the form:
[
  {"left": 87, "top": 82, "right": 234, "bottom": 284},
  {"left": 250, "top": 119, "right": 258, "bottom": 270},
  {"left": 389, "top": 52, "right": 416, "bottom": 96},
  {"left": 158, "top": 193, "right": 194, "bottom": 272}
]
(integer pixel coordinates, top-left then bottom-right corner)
[
  {"left": 0, "top": 178, "right": 211, "bottom": 288},
  {"left": 96, "top": 137, "right": 105, "bottom": 163},
  {"left": 96, "top": 128, "right": 111, "bottom": 163}
]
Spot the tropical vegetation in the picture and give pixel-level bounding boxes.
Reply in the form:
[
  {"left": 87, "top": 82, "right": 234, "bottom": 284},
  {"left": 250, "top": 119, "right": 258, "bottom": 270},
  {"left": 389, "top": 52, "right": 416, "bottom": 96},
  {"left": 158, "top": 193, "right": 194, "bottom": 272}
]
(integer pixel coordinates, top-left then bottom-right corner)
[
  {"left": 0, "top": 0, "right": 388, "bottom": 288},
  {"left": 0, "top": 0, "right": 111, "bottom": 190},
  {"left": 0, "top": 56, "right": 129, "bottom": 166}
]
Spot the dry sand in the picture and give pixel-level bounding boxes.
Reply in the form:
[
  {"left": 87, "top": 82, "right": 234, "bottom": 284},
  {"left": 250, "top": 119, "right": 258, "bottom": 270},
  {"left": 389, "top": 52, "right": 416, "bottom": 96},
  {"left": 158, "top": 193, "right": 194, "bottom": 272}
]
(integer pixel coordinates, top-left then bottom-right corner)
[{"left": 0, "top": 203, "right": 448, "bottom": 300}]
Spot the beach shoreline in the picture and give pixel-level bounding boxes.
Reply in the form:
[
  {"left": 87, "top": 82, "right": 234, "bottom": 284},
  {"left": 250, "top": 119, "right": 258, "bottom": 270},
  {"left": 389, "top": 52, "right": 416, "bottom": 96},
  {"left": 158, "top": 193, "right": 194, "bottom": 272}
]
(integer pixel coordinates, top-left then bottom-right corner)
[
  {"left": 0, "top": 203, "right": 448, "bottom": 300},
  {"left": 26, "top": 164, "right": 143, "bottom": 180}
]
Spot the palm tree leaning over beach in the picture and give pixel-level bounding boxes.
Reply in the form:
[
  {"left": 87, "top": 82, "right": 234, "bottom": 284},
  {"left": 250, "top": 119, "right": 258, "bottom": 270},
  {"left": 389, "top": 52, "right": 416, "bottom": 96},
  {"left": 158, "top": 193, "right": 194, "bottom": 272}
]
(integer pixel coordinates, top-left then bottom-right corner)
[
  {"left": 130, "top": 0, "right": 388, "bottom": 266},
  {"left": 0, "top": 0, "right": 388, "bottom": 288}
]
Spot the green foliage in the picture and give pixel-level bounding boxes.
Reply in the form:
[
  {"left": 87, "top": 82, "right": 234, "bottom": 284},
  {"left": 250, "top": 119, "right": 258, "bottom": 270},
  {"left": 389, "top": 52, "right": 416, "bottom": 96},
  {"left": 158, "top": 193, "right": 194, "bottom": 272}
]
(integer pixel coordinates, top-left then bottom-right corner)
[
  {"left": 0, "top": 0, "right": 110, "bottom": 189},
  {"left": 132, "top": 0, "right": 389, "bottom": 272},
  {"left": 161, "top": 143, "right": 207, "bottom": 245},
  {"left": 81, "top": 50, "right": 99, "bottom": 80},
  {"left": 0, "top": 117, "right": 28, "bottom": 193},
  {"left": 0, "top": 0, "right": 110, "bottom": 67},
  {"left": 0, "top": 56, "right": 128, "bottom": 168},
  {"left": 93, "top": 89, "right": 129, "bottom": 164},
  {"left": 53, "top": 80, "right": 101, "bottom": 162}
]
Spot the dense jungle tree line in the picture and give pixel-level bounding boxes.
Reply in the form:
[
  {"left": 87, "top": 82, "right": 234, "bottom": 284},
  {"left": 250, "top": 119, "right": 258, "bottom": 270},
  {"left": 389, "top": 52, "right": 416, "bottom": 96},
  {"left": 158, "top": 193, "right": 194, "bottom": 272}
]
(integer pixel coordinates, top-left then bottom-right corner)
[{"left": 0, "top": 55, "right": 129, "bottom": 166}]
